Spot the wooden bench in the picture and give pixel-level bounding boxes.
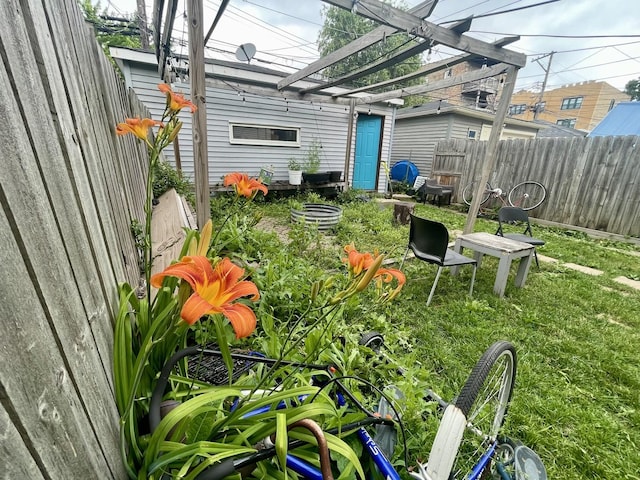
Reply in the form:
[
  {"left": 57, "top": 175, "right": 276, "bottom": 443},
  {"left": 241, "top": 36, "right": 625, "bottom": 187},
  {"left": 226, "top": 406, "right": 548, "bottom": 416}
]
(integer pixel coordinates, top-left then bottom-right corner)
[{"left": 151, "top": 189, "right": 197, "bottom": 277}]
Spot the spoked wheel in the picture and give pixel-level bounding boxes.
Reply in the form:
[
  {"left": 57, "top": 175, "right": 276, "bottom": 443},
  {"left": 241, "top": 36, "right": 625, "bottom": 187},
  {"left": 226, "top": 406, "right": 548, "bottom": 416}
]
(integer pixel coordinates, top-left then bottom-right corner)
[
  {"left": 462, "top": 182, "right": 492, "bottom": 207},
  {"left": 508, "top": 181, "right": 546, "bottom": 211},
  {"left": 449, "top": 341, "right": 517, "bottom": 479}
]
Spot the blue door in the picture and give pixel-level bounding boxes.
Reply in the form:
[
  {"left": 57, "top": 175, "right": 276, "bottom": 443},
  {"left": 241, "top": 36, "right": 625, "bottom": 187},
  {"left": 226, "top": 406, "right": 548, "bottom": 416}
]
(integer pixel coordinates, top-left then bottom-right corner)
[{"left": 353, "top": 115, "right": 382, "bottom": 190}]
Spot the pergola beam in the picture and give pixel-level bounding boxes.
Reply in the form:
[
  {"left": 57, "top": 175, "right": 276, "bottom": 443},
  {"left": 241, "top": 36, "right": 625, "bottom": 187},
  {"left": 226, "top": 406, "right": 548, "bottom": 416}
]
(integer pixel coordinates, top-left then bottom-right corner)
[
  {"left": 301, "top": 17, "right": 471, "bottom": 95},
  {"left": 323, "top": 0, "right": 527, "bottom": 67},
  {"left": 355, "top": 62, "right": 508, "bottom": 104},
  {"left": 332, "top": 36, "right": 519, "bottom": 98},
  {"left": 277, "top": 0, "right": 438, "bottom": 90}
]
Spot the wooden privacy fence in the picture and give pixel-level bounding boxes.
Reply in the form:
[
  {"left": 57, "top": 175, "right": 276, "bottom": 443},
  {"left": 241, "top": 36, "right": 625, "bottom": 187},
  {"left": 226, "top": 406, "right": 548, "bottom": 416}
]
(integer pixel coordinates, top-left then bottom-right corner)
[
  {"left": 1, "top": 0, "right": 149, "bottom": 477},
  {"left": 433, "top": 136, "right": 640, "bottom": 238}
]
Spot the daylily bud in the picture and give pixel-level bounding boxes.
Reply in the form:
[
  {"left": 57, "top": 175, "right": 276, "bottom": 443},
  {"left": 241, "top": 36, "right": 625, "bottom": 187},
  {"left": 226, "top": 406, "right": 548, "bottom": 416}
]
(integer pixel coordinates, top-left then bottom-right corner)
[
  {"left": 310, "top": 281, "right": 321, "bottom": 302},
  {"left": 355, "top": 254, "right": 384, "bottom": 292}
]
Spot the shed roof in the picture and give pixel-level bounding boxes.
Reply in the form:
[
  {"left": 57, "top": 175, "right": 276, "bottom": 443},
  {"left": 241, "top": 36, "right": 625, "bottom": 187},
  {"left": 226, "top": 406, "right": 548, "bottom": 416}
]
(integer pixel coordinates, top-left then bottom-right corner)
[
  {"left": 396, "top": 101, "right": 541, "bottom": 130},
  {"left": 588, "top": 102, "right": 640, "bottom": 137}
]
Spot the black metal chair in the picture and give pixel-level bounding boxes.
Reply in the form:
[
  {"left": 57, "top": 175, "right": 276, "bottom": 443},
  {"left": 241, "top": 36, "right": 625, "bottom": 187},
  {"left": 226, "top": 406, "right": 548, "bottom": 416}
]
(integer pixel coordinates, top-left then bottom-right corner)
[
  {"left": 496, "top": 207, "right": 546, "bottom": 268},
  {"left": 401, "top": 215, "right": 477, "bottom": 306}
]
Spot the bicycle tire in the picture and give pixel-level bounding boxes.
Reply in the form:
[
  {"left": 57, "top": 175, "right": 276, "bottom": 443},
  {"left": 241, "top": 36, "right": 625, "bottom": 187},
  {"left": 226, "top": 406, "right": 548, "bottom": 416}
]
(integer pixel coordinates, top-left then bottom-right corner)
[
  {"left": 507, "top": 181, "right": 546, "bottom": 211},
  {"left": 429, "top": 341, "right": 516, "bottom": 480},
  {"left": 462, "top": 182, "right": 492, "bottom": 207},
  {"left": 448, "top": 340, "right": 517, "bottom": 479},
  {"left": 359, "top": 331, "right": 385, "bottom": 354}
]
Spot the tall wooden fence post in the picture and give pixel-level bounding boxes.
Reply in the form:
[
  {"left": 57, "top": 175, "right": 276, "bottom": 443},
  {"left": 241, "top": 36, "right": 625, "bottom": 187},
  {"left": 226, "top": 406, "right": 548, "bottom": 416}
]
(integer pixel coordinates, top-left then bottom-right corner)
[{"left": 187, "top": 0, "right": 210, "bottom": 228}]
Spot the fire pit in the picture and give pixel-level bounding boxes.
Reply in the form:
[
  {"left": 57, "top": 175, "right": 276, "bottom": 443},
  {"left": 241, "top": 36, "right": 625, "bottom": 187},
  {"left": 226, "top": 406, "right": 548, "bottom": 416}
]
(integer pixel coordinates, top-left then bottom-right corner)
[{"left": 290, "top": 203, "right": 343, "bottom": 231}]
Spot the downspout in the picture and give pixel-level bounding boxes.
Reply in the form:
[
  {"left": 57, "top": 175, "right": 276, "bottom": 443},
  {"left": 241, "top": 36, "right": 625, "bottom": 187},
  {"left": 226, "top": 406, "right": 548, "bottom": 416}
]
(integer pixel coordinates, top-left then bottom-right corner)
[
  {"left": 343, "top": 98, "right": 356, "bottom": 190},
  {"left": 385, "top": 105, "right": 398, "bottom": 194}
]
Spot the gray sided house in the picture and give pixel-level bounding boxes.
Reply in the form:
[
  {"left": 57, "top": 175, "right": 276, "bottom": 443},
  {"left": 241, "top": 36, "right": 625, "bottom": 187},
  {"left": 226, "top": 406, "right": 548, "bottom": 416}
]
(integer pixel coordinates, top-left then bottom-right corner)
[
  {"left": 111, "top": 48, "right": 400, "bottom": 193},
  {"left": 391, "top": 101, "right": 541, "bottom": 177}
]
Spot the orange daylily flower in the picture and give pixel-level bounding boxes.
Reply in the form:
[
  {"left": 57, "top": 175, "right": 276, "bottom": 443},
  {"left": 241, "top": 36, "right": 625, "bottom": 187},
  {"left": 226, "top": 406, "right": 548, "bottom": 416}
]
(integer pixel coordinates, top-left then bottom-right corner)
[
  {"left": 158, "top": 83, "right": 197, "bottom": 113},
  {"left": 115, "top": 117, "right": 162, "bottom": 140},
  {"left": 224, "top": 172, "right": 268, "bottom": 198},
  {"left": 343, "top": 244, "right": 405, "bottom": 298},
  {"left": 150, "top": 256, "right": 259, "bottom": 338},
  {"left": 343, "top": 244, "right": 377, "bottom": 276}
]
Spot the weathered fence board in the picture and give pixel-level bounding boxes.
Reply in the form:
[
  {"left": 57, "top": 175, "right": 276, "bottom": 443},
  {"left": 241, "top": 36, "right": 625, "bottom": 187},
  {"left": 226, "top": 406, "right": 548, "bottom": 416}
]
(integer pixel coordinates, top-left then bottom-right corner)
[
  {"left": 434, "top": 135, "right": 640, "bottom": 237},
  {"left": 0, "top": 405, "right": 45, "bottom": 479},
  {"left": 1, "top": 0, "right": 150, "bottom": 477}
]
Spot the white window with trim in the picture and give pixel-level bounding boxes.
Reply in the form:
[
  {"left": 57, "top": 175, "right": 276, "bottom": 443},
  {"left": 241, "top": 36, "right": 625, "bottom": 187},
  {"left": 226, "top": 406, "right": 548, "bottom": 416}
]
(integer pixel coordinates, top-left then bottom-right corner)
[
  {"left": 467, "top": 129, "right": 478, "bottom": 140},
  {"left": 229, "top": 123, "right": 300, "bottom": 147}
]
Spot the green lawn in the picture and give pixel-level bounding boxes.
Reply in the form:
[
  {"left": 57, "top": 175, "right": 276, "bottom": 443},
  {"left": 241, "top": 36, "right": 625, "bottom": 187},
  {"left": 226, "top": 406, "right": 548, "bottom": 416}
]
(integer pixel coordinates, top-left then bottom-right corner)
[{"left": 243, "top": 195, "right": 640, "bottom": 479}]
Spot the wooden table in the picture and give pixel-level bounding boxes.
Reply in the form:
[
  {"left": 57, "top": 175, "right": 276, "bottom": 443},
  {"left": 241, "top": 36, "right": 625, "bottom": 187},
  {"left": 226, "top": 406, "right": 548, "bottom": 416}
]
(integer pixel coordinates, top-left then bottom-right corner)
[{"left": 451, "top": 232, "right": 534, "bottom": 297}]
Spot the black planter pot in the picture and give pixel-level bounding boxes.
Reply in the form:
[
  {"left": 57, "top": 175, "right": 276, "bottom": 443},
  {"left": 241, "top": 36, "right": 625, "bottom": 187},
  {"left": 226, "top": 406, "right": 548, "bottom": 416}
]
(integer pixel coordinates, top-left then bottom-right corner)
[
  {"left": 302, "top": 172, "right": 331, "bottom": 184},
  {"left": 329, "top": 170, "right": 343, "bottom": 182}
]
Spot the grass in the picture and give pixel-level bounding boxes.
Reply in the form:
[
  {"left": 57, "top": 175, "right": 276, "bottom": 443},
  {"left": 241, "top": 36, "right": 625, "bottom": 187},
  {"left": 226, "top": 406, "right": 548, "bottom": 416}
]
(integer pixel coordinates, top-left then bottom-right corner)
[{"left": 250, "top": 195, "right": 640, "bottom": 480}]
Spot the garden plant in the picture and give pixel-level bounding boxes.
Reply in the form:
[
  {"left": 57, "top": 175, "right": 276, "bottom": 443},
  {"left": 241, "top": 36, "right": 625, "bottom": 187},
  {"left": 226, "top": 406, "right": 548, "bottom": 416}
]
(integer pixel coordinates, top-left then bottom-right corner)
[{"left": 113, "top": 84, "right": 407, "bottom": 479}]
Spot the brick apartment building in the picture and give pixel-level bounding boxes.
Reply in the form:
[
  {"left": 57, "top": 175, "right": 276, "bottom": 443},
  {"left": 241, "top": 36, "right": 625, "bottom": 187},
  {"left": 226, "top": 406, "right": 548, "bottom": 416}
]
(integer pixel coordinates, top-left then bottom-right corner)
[
  {"left": 508, "top": 81, "right": 630, "bottom": 132},
  {"left": 424, "top": 57, "right": 629, "bottom": 133}
]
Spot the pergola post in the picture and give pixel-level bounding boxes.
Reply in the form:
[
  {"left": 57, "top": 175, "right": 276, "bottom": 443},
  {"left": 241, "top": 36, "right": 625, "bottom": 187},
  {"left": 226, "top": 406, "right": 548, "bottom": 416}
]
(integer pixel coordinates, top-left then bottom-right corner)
[
  {"left": 187, "top": 0, "right": 210, "bottom": 228},
  {"left": 463, "top": 66, "right": 519, "bottom": 234}
]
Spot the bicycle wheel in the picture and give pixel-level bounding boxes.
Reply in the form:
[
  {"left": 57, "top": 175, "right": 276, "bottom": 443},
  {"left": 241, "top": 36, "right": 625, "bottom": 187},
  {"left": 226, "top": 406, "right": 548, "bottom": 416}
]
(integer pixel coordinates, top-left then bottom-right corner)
[
  {"left": 449, "top": 340, "right": 517, "bottom": 479},
  {"left": 462, "top": 182, "right": 492, "bottom": 207},
  {"left": 508, "top": 181, "right": 546, "bottom": 211}
]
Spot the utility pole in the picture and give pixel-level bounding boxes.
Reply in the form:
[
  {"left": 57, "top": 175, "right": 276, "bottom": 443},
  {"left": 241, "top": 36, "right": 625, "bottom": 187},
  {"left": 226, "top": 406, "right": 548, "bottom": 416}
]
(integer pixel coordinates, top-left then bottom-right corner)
[
  {"left": 532, "top": 51, "right": 554, "bottom": 119},
  {"left": 135, "top": 0, "right": 149, "bottom": 49}
]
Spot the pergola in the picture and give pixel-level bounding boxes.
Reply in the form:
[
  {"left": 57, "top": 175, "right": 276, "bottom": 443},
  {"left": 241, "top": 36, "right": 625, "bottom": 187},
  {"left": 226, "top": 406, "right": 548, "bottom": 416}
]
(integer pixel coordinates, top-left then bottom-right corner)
[{"left": 151, "top": 0, "right": 527, "bottom": 234}]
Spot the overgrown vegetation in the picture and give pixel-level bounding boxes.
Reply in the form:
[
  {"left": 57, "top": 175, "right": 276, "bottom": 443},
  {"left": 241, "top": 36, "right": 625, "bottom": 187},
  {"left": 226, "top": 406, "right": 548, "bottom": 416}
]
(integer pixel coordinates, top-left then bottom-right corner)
[
  {"left": 152, "top": 160, "right": 195, "bottom": 205},
  {"left": 245, "top": 195, "right": 640, "bottom": 480}
]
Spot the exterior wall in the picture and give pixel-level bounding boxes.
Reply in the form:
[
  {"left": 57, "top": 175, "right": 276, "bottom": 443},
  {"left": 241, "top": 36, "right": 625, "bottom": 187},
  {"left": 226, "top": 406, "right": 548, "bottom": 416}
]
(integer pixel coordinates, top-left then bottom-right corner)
[
  {"left": 391, "top": 115, "right": 451, "bottom": 176},
  {"left": 509, "top": 81, "right": 630, "bottom": 131},
  {"left": 122, "top": 61, "right": 394, "bottom": 192},
  {"left": 391, "top": 111, "right": 536, "bottom": 177}
]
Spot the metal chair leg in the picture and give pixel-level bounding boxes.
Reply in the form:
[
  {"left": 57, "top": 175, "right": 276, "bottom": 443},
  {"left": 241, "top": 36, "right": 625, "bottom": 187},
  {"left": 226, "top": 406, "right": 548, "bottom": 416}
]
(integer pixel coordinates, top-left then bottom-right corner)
[
  {"left": 469, "top": 264, "right": 477, "bottom": 297},
  {"left": 534, "top": 250, "right": 540, "bottom": 268},
  {"left": 400, "top": 247, "right": 409, "bottom": 270},
  {"left": 427, "top": 266, "right": 443, "bottom": 306}
]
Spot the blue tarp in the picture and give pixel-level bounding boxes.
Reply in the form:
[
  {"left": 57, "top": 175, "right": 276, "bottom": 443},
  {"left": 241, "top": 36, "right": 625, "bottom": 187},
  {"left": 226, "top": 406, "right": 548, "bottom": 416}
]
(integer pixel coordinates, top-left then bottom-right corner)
[
  {"left": 390, "top": 160, "right": 419, "bottom": 186},
  {"left": 589, "top": 102, "right": 640, "bottom": 137}
]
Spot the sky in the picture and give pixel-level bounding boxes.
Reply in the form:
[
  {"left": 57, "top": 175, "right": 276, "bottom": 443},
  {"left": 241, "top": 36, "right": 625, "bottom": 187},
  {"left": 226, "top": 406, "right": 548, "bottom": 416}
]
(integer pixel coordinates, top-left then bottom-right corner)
[{"left": 102, "top": 0, "right": 640, "bottom": 93}]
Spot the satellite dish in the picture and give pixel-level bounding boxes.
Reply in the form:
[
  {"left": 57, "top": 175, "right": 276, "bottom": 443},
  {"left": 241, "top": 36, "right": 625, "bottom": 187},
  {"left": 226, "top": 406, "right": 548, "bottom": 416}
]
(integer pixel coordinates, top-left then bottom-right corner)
[{"left": 235, "top": 43, "right": 256, "bottom": 63}]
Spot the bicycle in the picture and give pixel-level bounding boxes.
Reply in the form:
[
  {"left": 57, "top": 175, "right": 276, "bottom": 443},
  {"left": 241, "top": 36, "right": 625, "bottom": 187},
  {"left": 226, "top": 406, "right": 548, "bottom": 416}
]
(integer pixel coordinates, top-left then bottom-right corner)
[
  {"left": 147, "top": 338, "right": 546, "bottom": 480},
  {"left": 462, "top": 181, "right": 547, "bottom": 211}
]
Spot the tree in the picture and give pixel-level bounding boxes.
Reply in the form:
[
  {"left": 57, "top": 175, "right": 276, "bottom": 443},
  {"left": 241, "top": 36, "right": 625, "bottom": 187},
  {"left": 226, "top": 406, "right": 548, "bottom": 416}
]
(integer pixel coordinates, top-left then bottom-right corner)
[
  {"left": 624, "top": 78, "right": 640, "bottom": 101},
  {"left": 317, "top": 1, "right": 427, "bottom": 105},
  {"left": 79, "top": 1, "right": 142, "bottom": 54}
]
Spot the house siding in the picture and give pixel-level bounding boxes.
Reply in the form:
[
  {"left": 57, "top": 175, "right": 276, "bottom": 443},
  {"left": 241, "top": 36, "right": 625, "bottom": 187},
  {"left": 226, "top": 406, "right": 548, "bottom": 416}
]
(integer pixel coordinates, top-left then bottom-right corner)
[
  {"left": 391, "top": 113, "right": 485, "bottom": 177},
  {"left": 123, "top": 61, "right": 393, "bottom": 192}
]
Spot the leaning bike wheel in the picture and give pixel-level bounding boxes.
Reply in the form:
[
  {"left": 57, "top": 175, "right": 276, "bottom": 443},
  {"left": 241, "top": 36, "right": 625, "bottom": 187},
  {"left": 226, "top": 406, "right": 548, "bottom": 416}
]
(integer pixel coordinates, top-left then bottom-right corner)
[
  {"left": 462, "top": 182, "right": 492, "bottom": 207},
  {"left": 508, "top": 181, "right": 546, "bottom": 211},
  {"left": 449, "top": 341, "right": 517, "bottom": 479}
]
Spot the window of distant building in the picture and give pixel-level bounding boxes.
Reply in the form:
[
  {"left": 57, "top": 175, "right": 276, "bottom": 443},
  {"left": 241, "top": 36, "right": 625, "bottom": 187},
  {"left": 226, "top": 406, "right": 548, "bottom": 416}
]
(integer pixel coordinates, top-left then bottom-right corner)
[
  {"left": 534, "top": 101, "right": 546, "bottom": 113},
  {"left": 557, "top": 118, "right": 577, "bottom": 128},
  {"left": 608, "top": 99, "right": 616, "bottom": 111},
  {"left": 468, "top": 129, "right": 478, "bottom": 140},
  {"left": 229, "top": 123, "right": 300, "bottom": 147},
  {"left": 561, "top": 96, "right": 583, "bottom": 110},
  {"left": 509, "top": 104, "right": 527, "bottom": 115}
]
